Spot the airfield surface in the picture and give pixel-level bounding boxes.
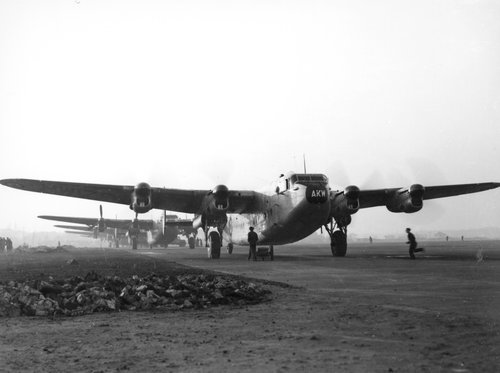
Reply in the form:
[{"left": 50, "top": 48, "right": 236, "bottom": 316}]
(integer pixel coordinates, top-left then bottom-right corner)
[{"left": 0, "top": 240, "right": 499, "bottom": 372}]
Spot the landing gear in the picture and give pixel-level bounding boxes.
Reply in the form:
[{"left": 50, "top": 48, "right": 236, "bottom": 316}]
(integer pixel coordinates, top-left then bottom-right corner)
[
  {"left": 130, "top": 213, "right": 140, "bottom": 251},
  {"left": 324, "top": 221, "right": 348, "bottom": 257},
  {"left": 270, "top": 245, "right": 274, "bottom": 261},
  {"left": 330, "top": 230, "right": 347, "bottom": 257},
  {"left": 227, "top": 243, "right": 234, "bottom": 254},
  {"left": 207, "top": 231, "right": 221, "bottom": 259}
]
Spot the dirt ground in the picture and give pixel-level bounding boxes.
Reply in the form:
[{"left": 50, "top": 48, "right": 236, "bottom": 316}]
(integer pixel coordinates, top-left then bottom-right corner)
[{"left": 0, "top": 242, "right": 499, "bottom": 372}]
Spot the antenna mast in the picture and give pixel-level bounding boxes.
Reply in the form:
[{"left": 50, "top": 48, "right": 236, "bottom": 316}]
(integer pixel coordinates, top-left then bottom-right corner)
[{"left": 303, "top": 154, "right": 307, "bottom": 174}]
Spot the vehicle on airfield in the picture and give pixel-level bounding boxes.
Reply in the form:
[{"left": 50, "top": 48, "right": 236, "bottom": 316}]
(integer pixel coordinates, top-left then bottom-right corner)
[
  {"left": 1, "top": 172, "right": 499, "bottom": 258},
  {"left": 38, "top": 206, "right": 197, "bottom": 250}
]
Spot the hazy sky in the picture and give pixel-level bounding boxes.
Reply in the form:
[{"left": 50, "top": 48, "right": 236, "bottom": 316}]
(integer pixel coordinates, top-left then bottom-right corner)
[{"left": 1, "top": 0, "right": 499, "bottom": 237}]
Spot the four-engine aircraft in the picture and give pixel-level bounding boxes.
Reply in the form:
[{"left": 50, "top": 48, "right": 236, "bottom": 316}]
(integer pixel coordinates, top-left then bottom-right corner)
[
  {"left": 1, "top": 173, "right": 499, "bottom": 258},
  {"left": 38, "top": 205, "right": 196, "bottom": 249}
]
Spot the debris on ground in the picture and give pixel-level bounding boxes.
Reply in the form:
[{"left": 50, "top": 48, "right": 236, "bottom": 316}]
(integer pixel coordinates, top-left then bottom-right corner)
[{"left": 0, "top": 271, "right": 271, "bottom": 317}]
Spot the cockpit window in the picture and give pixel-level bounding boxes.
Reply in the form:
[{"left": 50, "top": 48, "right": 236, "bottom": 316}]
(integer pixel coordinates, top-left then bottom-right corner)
[{"left": 291, "top": 174, "right": 329, "bottom": 185}]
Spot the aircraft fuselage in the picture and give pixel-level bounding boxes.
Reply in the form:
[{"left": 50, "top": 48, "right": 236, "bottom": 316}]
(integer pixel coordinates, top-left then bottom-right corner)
[{"left": 224, "top": 173, "right": 331, "bottom": 245}]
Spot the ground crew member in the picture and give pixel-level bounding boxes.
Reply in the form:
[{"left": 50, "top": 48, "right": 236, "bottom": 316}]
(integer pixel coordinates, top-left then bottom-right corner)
[
  {"left": 406, "top": 228, "right": 424, "bottom": 259},
  {"left": 247, "top": 227, "right": 258, "bottom": 261}
]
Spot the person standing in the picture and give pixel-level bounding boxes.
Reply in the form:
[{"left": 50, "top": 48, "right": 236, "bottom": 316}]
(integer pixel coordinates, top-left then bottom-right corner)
[
  {"left": 247, "top": 227, "right": 258, "bottom": 261},
  {"left": 406, "top": 228, "right": 424, "bottom": 259}
]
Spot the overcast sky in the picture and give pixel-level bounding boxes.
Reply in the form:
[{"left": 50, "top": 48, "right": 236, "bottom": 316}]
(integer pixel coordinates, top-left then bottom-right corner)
[{"left": 0, "top": 0, "right": 499, "bottom": 237}]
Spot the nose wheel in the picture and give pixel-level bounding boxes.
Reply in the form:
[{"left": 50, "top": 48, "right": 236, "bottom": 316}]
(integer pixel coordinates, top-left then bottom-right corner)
[
  {"left": 188, "top": 236, "right": 196, "bottom": 249},
  {"left": 207, "top": 231, "right": 221, "bottom": 259}
]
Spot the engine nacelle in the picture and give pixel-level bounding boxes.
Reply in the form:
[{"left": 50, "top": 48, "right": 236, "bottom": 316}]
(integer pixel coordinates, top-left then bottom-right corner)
[
  {"left": 208, "top": 184, "right": 229, "bottom": 213},
  {"left": 330, "top": 185, "right": 360, "bottom": 220},
  {"left": 97, "top": 219, "right": 106, "bottom": 233},
  {"left": 386, "top": 184, "right": 425, "bottom": 213},
  {"left": 130, "top": 182, "right": 153, "bottom": 214}
]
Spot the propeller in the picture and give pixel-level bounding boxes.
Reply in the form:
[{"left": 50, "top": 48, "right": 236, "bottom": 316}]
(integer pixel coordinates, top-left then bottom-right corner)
[
  {"left": 162, "top": 210, "right": 166, "bottom": 235},
  {"left": 97, "top": 204, "right": 106, "bottom": 232},
  {"left": 326, "top": 160, "right": 386, "bottom": 190}
]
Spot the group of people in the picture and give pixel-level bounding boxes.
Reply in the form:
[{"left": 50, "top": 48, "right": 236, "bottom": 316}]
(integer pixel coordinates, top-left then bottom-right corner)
[
  {"left": 248, "top": 226, "right": 426, "bottom": 260},
  {"left": 0, "top": 237, "right": 13, "bottom": 252}
]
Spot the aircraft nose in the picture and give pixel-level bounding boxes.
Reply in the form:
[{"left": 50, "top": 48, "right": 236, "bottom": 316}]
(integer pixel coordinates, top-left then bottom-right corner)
[{"left": 305, "top": 185, "right": 328, "bottom": 204}]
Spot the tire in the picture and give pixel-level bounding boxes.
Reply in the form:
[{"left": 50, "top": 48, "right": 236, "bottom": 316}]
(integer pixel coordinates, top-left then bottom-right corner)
[
  {"left": 208, "top": 231, "right": 221, "bottom": 259},
  {"left": 330, "top": 231, "right": 347, "bottom": 257},
  {"left": 188, "top": 236, "right": 196, "bottom": 249},
  {"left": 227, "top": 243, "right": 233, "bottom": 254},
  {"left": 132, "top": 238, "right": 138, "bottom": 250}
]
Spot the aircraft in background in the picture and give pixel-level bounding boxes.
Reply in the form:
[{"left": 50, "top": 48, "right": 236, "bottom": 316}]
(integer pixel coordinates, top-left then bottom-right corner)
[
  {"left": 1, "top": 173, "right": 499, "bottom": 258},
  {"left": 52, "top": 223, "right": 136, "bottom": 248},
  {"left": 38, "top": 205, "right": 197, "bottom": 250}
]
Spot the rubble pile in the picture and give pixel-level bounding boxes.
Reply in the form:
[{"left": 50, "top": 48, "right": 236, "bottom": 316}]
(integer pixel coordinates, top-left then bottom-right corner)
[{"left": 0, "top": 271, "right": 271, "bottom": 317}]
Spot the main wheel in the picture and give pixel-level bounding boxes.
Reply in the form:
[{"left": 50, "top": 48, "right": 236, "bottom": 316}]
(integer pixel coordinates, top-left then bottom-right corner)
[
  {"left": 188, "top": 236, "right": 196, "bottom": 249},
  {"left": 207, "top": 231, "right": 221, "bottom": 259},
  {"left": 330, "top": 230, "right": 347, "bottom": 257},
  {"left": 132, "top": 237, "right": 138, "bottom": 250}
]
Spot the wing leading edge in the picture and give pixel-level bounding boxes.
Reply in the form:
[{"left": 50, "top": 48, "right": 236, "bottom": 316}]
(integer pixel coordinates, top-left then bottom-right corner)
[{"left": 0, "top": 179, "right": 261, "bottom": 214}]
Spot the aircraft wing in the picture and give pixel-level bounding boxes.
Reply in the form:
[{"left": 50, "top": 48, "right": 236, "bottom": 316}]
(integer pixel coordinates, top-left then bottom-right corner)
[
  {"left": 0, "top": 179, "right": 261, "bottom": 214},
  {"left": 1, "top": 179, "right": 135, "bottom": 205},
  {"left": 54, "top": 224, "right": 93, "bottom": 231},
  {"left": 38, "top": 215, "right": 155, "bottom": 230},
  {"left": 38, "top": 215, "right": 100, "bottom": 227},
  {"left": 358, "top": 182, "right": 500, "bottom": 209},
  {"left": 164, "top": 219, "right": 194, "bottom": 227},
  {"left": 65, "top": 230, "right": 94, "bottom": 236}
]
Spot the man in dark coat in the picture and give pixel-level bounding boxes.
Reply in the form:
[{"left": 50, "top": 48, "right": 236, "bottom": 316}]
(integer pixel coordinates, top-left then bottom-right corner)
[
  {"left": 247, "top": 227, "right": 258, "bottom": 261},
  {"left": 6, "top": 237, "right": 13, "bottom": 252},
  {"left": 406, "top": 228, "right": 424, "bottom": 259}
]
